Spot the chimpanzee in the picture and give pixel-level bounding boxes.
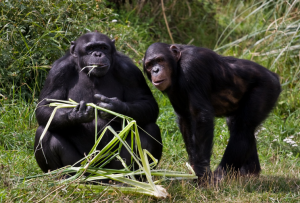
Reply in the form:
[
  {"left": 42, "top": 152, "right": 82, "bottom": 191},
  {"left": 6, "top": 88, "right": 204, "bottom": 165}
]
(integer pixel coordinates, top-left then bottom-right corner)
[
  {"left": 34, "top": 32, "right": 162, "bottom": 173},
  {"left": 143, "top": 42, "right": 281, "bottom": 183}
]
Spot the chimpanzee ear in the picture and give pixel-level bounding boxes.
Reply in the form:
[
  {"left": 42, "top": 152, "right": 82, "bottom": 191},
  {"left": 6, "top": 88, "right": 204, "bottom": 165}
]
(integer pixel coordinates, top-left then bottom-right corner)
[
  {"left": 111, "top": 39, "right": 115, "bottom": 44},
  {"left": 70, "top": 41, "right": 77, "bottom": 58},
  {"left": 142, "top": 57, "right": 145, "bottom": 69},
  {"left": 170, "top": 45, "right": 181, "bottom": 62}
]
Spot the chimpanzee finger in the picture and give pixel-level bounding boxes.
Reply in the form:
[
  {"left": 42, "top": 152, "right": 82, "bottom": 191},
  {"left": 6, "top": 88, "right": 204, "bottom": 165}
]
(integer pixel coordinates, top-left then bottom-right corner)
[
  {"left": 86, "top": 106, "right": 94, "bottom": 114},
  {"left": 84, "top": 106, "right": 94, "bottom": 120},
  {"left": 74, "top": 103, "right": 80, "bottom": 111},
  {"left": 78, "top": 101, "right": 87, "bottom": 112},
  {"left": 99, "top": 111, "right": 111, "bottom": 120},
  {"left": 94, "top": 94, "right": 110, "bottom": 103},
  {"left": 98, "top": 102, "right": 111, "bottom": 110},
  {"left": 99, "top": 110, "right": 106, "bottom": 118}
]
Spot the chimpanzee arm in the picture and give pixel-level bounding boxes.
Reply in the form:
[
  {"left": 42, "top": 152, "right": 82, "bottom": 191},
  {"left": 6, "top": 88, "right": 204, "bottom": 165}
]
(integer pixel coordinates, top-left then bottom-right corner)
[
  {"left": 123, "top": 75, "right": 158, "bottom": 125},
  {"left": 187, "top": 90, "right": 215, "bottom": 178},
  {"left": 36, "top": 55, "right": 93, "bottom": 130},
  {"left": 115, "top": 56, "right": 159, "bottom": 126},
  {"left": 177, "top": 115, "right": 196, "bottom": 166}
]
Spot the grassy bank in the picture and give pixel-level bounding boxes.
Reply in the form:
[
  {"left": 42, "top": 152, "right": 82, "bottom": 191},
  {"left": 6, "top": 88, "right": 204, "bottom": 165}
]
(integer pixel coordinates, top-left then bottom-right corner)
[{"left": 1, "top": 0, "right": 300, "bottom": 202}]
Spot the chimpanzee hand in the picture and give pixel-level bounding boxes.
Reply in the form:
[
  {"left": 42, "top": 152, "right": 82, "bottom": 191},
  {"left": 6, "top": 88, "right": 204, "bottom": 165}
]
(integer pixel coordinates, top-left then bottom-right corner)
[
  {"left": 68, "top": 101, "right": 94, "bottom": 123},
  {"left": 94, "top": 94, "right": 128, "bottom": 120}
]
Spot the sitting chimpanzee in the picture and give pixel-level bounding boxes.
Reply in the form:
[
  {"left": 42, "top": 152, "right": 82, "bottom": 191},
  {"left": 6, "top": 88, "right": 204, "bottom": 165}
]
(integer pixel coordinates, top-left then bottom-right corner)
[
  {"left": 34, "top": 32, "right": 162, "bottom": 173},
  {"left": 143, "top": 43, "right": 281, "bottom": 184}
]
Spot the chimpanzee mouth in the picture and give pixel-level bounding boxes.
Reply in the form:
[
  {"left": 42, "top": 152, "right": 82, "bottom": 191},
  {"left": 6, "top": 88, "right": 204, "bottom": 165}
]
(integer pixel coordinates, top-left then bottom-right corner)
[
  {"left": 88, "top": 64, "right": 109, "bottom": 68},
  {"left": 152, "top": 79, "right": 165, "bottom": 86},
  {"left": 82, "top": 64, "right": 110, "bottom": 76}
]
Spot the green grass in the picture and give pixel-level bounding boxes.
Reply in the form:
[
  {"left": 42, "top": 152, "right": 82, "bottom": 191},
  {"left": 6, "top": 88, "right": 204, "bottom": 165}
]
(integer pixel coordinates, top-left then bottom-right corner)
[
  {"left": 1, "top": 0, "right": 300, "bottom": 202},
  {"left": 1, "top": 95, "right": 299, "bottom": 202}
]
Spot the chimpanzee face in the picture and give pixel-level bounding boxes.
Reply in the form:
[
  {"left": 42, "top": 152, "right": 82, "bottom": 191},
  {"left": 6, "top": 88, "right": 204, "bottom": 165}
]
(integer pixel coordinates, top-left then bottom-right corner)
[
  {"left": 143, "top": 43, "right": 181, "bottom": 91},
  {"left": 70, "top": 32, "right": 116, "bottom": 77}
]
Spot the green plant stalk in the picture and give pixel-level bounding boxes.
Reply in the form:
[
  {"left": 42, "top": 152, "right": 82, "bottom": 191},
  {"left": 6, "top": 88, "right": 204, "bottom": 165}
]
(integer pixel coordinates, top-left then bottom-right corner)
[
  {"left": 72, "top": 183, "right": 165, "bottom": 197},
  {"left": 32, "top": 99, "right": 196, "bottom": 198},
  {"left": 95, "top": 105, "right": 97, "bottom": 144}
]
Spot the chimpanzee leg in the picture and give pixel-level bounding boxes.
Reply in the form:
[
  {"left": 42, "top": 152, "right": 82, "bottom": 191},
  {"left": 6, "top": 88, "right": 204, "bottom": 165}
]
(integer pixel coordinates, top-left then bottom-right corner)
[
  {"left": 192, "top": 112, "right": 215, "bottom": 179},
  {"left": 239, "top": 143, "right": 260, "bottom": 176},
  {"left": 217, "top": 85, "right": 279, "bottom": 175},
  {"left": 178, "top": 117, "right": 196, "bottom": 167},
  {"left": 139, "top": 123, "right": 163, "bottom": 161},
  {"left": 218, "top": 115, "right": 259, "bottom": 175},
  {"left": 35, "top": 123, "right": 161, "bottom": 174},
  {"left": 105, "top": 123, "right": 162, "bottom": 170},
  {"left": 34, "top": 126, "right": 84, "bottom": 173}
]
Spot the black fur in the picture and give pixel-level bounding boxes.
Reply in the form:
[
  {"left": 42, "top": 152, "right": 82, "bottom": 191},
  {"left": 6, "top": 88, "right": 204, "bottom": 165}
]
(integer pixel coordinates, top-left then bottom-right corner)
[
  {"left": 143, "top": 42, "right": 281, "bottom": 183},
  {"left": 35, "top": 33, "right": 162, "bottom": 172}
]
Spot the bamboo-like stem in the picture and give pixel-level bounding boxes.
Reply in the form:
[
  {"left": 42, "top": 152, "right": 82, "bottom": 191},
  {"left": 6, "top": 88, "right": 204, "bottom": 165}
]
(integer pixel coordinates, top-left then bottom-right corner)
[
  {"left": 29, "top": 99, "right": 198, "bottom": 198},
  {"left": 161, "top": 0, "right": 174, "bottom": 44}
]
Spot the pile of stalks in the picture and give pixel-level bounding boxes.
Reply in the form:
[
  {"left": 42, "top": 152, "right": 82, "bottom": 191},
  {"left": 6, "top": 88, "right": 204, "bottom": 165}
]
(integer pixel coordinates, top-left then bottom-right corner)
[{"left": 25, "top": 99, "right": 197, "bottom": 199}]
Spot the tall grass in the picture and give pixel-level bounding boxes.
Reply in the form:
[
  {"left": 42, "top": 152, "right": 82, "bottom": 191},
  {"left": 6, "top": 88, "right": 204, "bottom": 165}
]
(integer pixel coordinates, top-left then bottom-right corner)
[
  {"left": 115, "top": 0, "right": 220, "bottom": 47},
  {"left": 213, "top": 0, "right": 300, "bottom": 114},
  {"left": 0, "top": 0, "right": 151, "bottom": 100}
]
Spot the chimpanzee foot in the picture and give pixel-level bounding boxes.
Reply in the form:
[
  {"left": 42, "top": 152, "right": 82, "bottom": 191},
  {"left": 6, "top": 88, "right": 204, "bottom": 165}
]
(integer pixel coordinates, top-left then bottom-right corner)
[{"left": 210, "top": 166, "right": 226, "bottom": 186}]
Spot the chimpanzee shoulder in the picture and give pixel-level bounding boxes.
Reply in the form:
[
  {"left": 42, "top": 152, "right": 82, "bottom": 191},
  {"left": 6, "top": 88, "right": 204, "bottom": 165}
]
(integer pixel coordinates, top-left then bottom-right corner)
[
  {"left": 38, "top": 52, "right": 78, "bottom": 100},
  {"left": 48, "top": 52, "right": 78, "bottom": 78},
  {"left": 114, "top": 52, "right": 147, "bottom": 86}
]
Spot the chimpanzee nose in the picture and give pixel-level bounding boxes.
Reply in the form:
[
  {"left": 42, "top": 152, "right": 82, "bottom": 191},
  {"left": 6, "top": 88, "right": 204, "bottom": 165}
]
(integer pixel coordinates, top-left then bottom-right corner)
[
  {"left": 152, "top": 66, "right": 159, "bottom": 73},
  {"left": 94, "top": 52, "right": 102, "bottom": 57}
]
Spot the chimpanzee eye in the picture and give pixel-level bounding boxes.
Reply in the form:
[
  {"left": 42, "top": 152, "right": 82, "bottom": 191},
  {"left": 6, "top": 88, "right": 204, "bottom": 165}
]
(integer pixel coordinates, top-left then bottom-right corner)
[
  {"left": 100, "top": 46, "right": 107, "bottom": 50},
  {"left": 147, "top": 67, "right": 152, "bottom": 72},
  {"left": 146, "top": 62, "right": 152, "bottom": 70},
  {"left": 157, "top": 58, "right": 164, "bottom": 63},
  {"left": 86, "top": 47, "right": 94, "bottom": 54}
]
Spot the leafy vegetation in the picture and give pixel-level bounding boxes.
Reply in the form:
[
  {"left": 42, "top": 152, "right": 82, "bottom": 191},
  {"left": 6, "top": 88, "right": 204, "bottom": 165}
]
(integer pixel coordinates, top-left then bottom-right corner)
[
  {"left": 0, "top": 0, "right": 149, "bottom": 99},
  {"left": 1, "top": 0, "right": 300, "bottom": 202}
]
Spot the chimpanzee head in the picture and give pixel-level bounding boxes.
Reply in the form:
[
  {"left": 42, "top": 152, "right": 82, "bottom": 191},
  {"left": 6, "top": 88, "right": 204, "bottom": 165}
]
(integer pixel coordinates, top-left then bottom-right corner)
[
  {"left": 143, "top": 43, "right": 181, "bottom": 92},
  {"left": 70, "top": 32, "right": 116, "bottom": 77}
]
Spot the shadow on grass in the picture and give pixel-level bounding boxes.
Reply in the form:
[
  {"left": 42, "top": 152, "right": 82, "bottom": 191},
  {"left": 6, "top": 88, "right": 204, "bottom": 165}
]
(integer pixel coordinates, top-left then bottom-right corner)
[
  {"left": 163, "top": 173, "right": 300, "bottom": 194},
  {"left": 243, "top": 175, "right": 300, "bottom": 194}
]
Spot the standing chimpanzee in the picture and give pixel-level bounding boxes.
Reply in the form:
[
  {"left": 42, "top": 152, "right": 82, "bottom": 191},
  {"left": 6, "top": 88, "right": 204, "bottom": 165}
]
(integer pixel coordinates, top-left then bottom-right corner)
[
  {"left": 34, "top": 32, "right": 162, "bottom": 172},
  {"left": 143, "top": 43, "right": 281, "bottom": 184}
]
